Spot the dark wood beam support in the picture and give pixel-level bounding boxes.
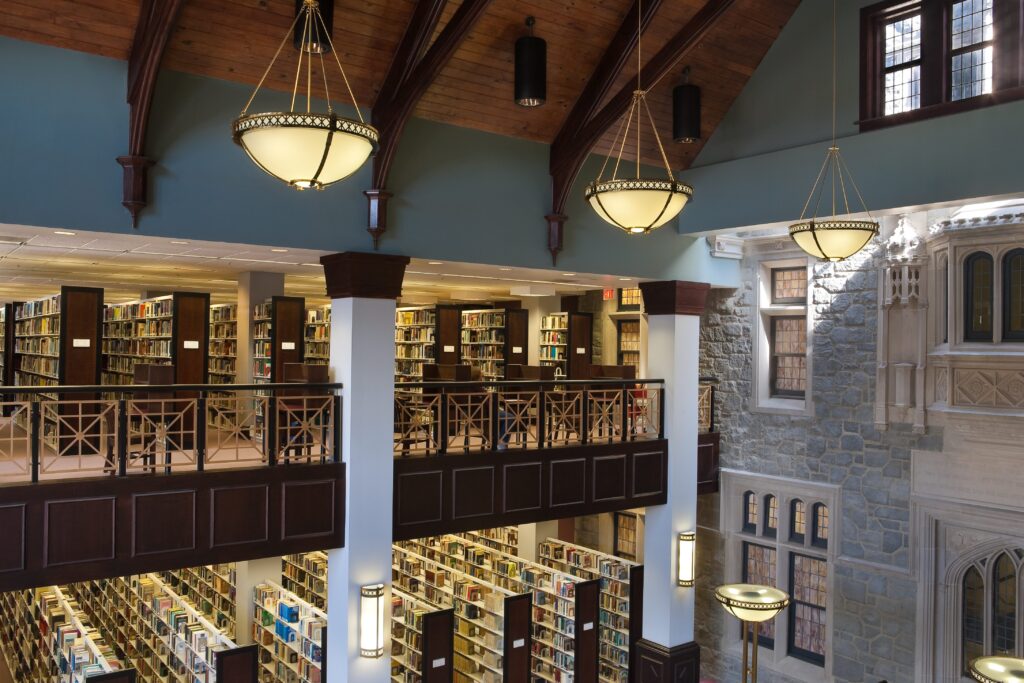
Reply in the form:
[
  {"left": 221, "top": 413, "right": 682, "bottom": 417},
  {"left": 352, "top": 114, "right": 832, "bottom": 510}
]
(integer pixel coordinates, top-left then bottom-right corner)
[
  {"left": 119, "top": 0, "right": 187, "bottom": 228},
  {"left": 366, "top": 0, "right": 493, "bottom": 248},
  {"left": 546, "top": 0, "right": 735, "bottom": 262},
  {"left": 546, "top": 213, "right": 567, "bottom": 266}
]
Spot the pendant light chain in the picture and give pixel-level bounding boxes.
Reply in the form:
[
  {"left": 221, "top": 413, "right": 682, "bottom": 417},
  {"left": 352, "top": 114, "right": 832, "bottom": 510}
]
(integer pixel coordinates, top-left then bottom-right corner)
[
  {"left": 240, "top": 8, "right": 306, "bottom": 114},
  {"left": 314, "top": 7, "right": 366, "bottom": 124}
]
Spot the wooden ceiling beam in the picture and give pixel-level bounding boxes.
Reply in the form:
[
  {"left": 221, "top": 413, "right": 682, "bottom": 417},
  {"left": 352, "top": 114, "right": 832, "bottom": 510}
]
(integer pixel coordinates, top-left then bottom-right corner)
[
  {"left": 366, "top": 0, "right": 493, "bottom": 248},
  {"left": 117, "top": 0, "right": 187, "bottom": 228},
  {"left": 546, "top": 0, "right": 736, "bottom": 264}
]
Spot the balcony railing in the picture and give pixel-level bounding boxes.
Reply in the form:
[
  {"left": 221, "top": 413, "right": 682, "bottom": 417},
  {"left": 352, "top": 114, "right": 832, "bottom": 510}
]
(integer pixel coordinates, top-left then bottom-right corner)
[
  {"left": 394, "top": 379, "right": 665, "bottom": 457},
  {"left": 0, "top": 382, "right": 342, "bottom": 485}
]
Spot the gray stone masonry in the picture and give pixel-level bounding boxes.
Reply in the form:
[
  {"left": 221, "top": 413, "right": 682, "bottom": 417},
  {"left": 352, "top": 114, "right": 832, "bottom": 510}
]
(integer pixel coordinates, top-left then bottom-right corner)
[{"left": 695, "top": 248, "right": 941, "bottom": 683}]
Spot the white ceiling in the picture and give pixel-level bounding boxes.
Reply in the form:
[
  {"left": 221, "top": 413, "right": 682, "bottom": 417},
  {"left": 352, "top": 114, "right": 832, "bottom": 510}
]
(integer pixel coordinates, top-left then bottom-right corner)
[{"left": 0, "top": 224, "right": 639, "bottom": 306}]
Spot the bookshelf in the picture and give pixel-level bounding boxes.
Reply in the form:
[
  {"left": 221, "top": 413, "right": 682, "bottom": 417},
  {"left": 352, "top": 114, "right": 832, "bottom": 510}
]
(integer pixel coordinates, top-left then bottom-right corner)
[
  {"left": 457, "top": 527, "right": 519, "bottom": 556},
  {"left": 101, "top": 292, "right": 211, "bottom": 387},
  {"left": 538, "top": 539, "right": 642, "bottom": 683},
  {"left": 160, "top": 564, "right": 238, "bottom": 640},
  {"left": 282, "top": 551, "right": 328, "bottom": 610},
  {"left": 400, "top": 534, "right": 600, "bottom": 683},
  {"left": 209, "top": 303, "right": 239, "bottom": 384},
  {"left": 15, "top": 287, "right": 103, "bottom": 452},
  {"left": 252, "top": 581, "right": 326, "bottom": 683},
  {"left": 615, "top": 320, "right": 640, "bottom": 373},
  {"left": 460, "top": 309, "right": 528, "bottom": 381},
  {"left": 0, "top": 585, "right": 126, "bottom": 681},
  {"left": 390, "top": 587, "right": 456, "bottom": 683},
  {"left": 392, "top": 544, "right": 530, "bottom": 683},
  {"left": 613, "top": 512, "right": 639, "bottom": 561},
  {"left": 304, "top": 305, "right": 331, "bottom": 367},
  {"left": 539, "top": 312, "right": 593, "bottom": 379},
  {"left": 539, "top": 313, "right": 568, "bottom": 376},
  {"left": 0, "top": 302, "right": 17, "bottom": 397},
  {"left": 65, "top": 572, "right": 246, "bottom": 683},
  {"left": 252, "top": 296, "right": 305, "bottom": 443},
  {"left": 395, "top": 306, "right": 437, "bottom": 382}
]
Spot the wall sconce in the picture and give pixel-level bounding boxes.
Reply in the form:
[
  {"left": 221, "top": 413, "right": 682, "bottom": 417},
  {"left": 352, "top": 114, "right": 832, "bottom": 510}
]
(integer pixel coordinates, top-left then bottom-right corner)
[
  {"left": 359, "top": 583, "right": 385, "bottom": 658},
  {"left": 677, "top": 531, "right": 696, "bottom": 587}
]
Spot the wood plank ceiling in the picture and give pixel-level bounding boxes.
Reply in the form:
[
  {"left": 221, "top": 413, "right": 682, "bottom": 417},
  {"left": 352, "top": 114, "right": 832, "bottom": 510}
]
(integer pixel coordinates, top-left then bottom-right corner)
[{"left": 0, "top": 0, "right": 799, "bottom": 170}]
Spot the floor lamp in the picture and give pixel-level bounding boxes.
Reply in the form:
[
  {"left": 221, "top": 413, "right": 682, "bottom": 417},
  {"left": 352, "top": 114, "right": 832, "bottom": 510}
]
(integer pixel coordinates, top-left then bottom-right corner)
[
  {"left": 715, "top": 583, "right": 791, "bottom": 683},
  {"left": 970, "top": 656, "right": 1024, "bottom": 682}
]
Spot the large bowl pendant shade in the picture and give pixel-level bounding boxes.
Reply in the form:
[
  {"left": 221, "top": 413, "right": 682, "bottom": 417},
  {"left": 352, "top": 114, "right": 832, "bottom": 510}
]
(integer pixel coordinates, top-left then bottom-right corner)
[
  {"left": 714, "top": 583, "right": 790, "bottom": 623},
  {"left": 789, "top": 219, "right": 879, "bottom": 262},
  {"left": 233, "top": 112, "right": 378, "bottom": 190},
  {"left": 970, "top": 656, "right": 1024, "bottom": 682},
  {"left": 586, "top": 178, "right": 692, "bottom": 234}
]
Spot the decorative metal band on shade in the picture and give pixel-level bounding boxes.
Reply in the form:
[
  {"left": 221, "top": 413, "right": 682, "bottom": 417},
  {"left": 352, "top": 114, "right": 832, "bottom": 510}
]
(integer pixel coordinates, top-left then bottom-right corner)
[
  {"left": 585, "top": 178, "right": 693, "bottom": 235},
  {"left": 970, "top": 656, "right": 1024, "bottom": 682},
  {"left": 714, "top": 583, "right": 790, "bottom": 623},
  {"left": 788, "top": 219, "right": 879, "bottom": 262},
  {"left": 232, "top": 112, "right": 379, "bottom": 190}
]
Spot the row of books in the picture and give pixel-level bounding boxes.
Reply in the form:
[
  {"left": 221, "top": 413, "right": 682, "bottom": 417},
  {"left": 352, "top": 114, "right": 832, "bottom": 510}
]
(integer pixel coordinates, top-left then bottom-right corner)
[
  {"left": 396, "top": 327, "right": 435, "bottom": 343},
  {"left": 15, "top": 335, "right": 59, "bottom": 356},
  {"left": 461, "top": 330, "right": 504, "bottom": 344},
  {"left": 462, "top": 311, "right": 505, "bottom": 329},
  {"left": 17, "top": 295, "right": 60, "bottom": 319},
  {"left": 210, "top": 304, "right": 236, "bottom": 323},
  {"left": 541, "top": 314, "right": 567, "bottom": 331},
  {"left": 540, "top": 330, "right": 567, "bottom": 345},
  {"left": 396, "top": 346, "right": 435, "bottom": 360},
  {"left": 102, "top": 337, "right": 172, "bottom": 358},
  {"left": 104, "top": 299, "right": 173, "bottom": 321},
  {"left": 16, "top": 316, "right": 59, "bottom": 336},
  {"left": 396, "top": 308, "right": 436, "bottom": 327}
]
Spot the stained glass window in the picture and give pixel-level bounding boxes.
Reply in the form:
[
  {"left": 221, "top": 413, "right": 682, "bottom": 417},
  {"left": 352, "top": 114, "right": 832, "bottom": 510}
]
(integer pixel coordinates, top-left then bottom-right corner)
[
  {"left": 994, "top": 553, "right": 1017, "bottom": 655},
  {"left": 771, "top": 267, "right": 808, "bottom": 304},
  {"left": 965, "top": 252, "right": 994, "bottom": 341},
  {"left": 791, "top": 499, "right": 806, "bottom": 543},
  {"left": 789, "top": 554, "right": 828, "bottom": 663},
  {"left": 618, "top": 287, "right": 642, "bottom": 311},
  {"left": 743, "top": 542, "right": 777, "bottom": 645},
  {"left": 771, "top": 317, "right": 807, "bottom": 397},
  {"left": 812, "top": 504, "right": 830, "bottom": 548},
  {"left": 743, "top": 491, "right": 758, "bottom": 533},
  {"left": 963, "top": 567, "right": 985, "bottom": 674},
  {"left": 1004, "top": 250, "right": 1024, "bottom": 340},
  {"left": 764, "top": 495, "right": 778, "bottom": 538}
]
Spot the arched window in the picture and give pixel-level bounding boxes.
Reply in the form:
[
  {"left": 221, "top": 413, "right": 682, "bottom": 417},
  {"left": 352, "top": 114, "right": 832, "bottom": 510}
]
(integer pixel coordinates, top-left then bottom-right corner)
[
  {"left": 791, "top": 499, "right": 806, "bottom": 543},
  {"left": 743, "top": 492, "right": 758, "bottom": 533},
  {"left": 994, "top": 553, "right": 1017, "bottom": 655},
  {"left": 763, "top": 495, "right": 778, "bottom": 538},
  {"left": 812, "top": 503, "right": 829, "bottom": 549},
  {"left": 965, "top": 252, "right": 995, "bottom": 341},
  {"left": 962, "top": 566, "right": 985, "bottom": 674},
  {"left": 1003, "top": 249, "right": 1024, "bottom": 341}
]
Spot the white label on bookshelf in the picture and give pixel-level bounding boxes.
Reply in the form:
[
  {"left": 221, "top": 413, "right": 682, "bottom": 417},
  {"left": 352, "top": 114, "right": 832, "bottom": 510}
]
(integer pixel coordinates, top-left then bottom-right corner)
[
  {"left": 72, "top": 338, "right": 90, "bottom": 348},
  {"left": 443, "top": 345, "right": 455, "bottom": 353},
  {"left": 512, "top": 346, "right": 523, "bottom": 354},
  {"left": 183, "top": 340, "right": 199, "bottom": 349},
  {"left": 513, "top": 638, "right": 526, "bottom": 648},
  {"left": 432, "top": 658, "right": 446, "bottom": 668},
  {"left": 583, "top": 622, "right": 594, "bottom": 631},
  {"left": 576, "top": 347, "right": 586, "bottom": 354},
  {"left": 281, "top": 341, "right": 296, "bottom": 350}
]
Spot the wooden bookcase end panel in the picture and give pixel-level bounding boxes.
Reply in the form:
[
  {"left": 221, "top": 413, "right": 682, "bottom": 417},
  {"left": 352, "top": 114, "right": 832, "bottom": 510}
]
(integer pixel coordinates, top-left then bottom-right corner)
[
  {"left": 575, "top": 578, "right": 601, "bottom": 683},
  {"left": 215, "top": 644, "right": 259, "bottom": 682},
  {"left": 435, "top": 305, "right": 462, "bottom": 365},
  {"left": 172, "top": 292, "right": 211, "bottom": 385},
  {"left": 271, "top": 296, "right": 305, "bottom": 383},
  {"left": 60, "top": 286, "right": 104, "bottom": 386},
  {"left": 629, "top": 565, "right": 645, "bottom": 683},
  {"left": 422, "top": 607, "right": 455, "bottom": 683},
  {"left": 504, "top": 593, "right": 533, "bottom": 683},
  {"left": 505, "top": 309, "right": 530, "bottom": 374},
  {"left": 567, "top": 311, "right": 594, "bottom": 380}
]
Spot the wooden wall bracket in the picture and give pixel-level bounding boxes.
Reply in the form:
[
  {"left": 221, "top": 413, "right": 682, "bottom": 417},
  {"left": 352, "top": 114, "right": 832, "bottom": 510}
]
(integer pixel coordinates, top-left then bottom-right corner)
[
  {"left": 365, "top": 0, "right": 493, "bottom": 248},
  {"left": 120, "top": 0, "right": 187, "bottom": 227},
  {"left": 546, "top": 0, "right": 735, "bottom": 261}
]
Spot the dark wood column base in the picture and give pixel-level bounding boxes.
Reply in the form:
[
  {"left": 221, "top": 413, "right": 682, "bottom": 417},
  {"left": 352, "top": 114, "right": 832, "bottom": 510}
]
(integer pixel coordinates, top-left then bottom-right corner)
[{"left": 634, "top": 639, "right": 700, "bottom": 683}]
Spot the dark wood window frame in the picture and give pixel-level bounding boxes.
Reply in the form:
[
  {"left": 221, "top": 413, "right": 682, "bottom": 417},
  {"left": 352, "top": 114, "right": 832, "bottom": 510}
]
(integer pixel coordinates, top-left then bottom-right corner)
[
  {"left": 742, "top": 491, "right": 758, "bottom": 533},
  {"left": 790, "top": 498, "right": 807, "bottom": 544},
  {"left": 787, "top": 552, "right": 828, "bottom": 665},
  {"left": 770, "top": 267, "right": 808, "bottom": 305},
  {"left": 769, "top": 315, "right": 807, "bottom": 399},
  {"left": 965, "top": 251, "right": 995, "bottom": 341},
  {"left": 860, "top": 0, "right": 1024, "bottom": 131},
  {"left": 1003, "top": 248, "right": 1024, "bottom": 341},
  {"left": 763, "top": 494, "right": 779, "bottom": 538},
  {"left": 811, "top": 502, "right": 830, "bottom": 549}
]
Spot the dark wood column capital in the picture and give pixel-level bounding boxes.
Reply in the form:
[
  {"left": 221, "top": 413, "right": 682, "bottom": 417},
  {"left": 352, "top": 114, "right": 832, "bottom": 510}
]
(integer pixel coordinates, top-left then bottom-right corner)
[
  {"left": 320, "top": 252, "right": 410, "bottom": 299},
  {"left": 634, "top": 639, "right": 700, "bottom": 683},
  {"left": 639, "top": 281, "right": 710, "bottom": 316}
]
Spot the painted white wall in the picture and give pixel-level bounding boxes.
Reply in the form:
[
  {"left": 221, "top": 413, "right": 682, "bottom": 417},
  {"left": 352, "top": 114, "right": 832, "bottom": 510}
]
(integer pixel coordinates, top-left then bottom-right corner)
[
  {"left": 236, "top": 272, "right": 284, "bottom": 384},
  {"left": 234, "top": 557, "right": 282, "bottom": 645}
]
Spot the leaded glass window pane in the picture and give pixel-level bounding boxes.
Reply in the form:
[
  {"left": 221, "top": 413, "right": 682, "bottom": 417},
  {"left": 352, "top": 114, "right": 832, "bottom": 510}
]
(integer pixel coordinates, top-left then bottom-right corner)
[
  {"left": 771, "top": 267, "right": 807, "bottom": 304},
  {"left": 771, "top": 317, "right": 807, "bottom": 397},
  {"left": 789, "top": 554, "right": 828, "bottom": 663},
  {"left": 962, "top": 566, "right": 985, "bottom": 674},
  {"left": 883, "top": 14, "right": 922, "bottom": 115},
  {"left": 743, "top": 542, "right": 777, "bottom": 644},
  {"left": 1004, "top": 251, "right": 1024, "bottom": 340},
  {"left": 791, "top": 500, "right": 806, "bottom": 542},
  {"left": 993, "top": 553, "right": 1017, "bottom": 655},
  {"left": 744, "top": 492, "right": 758, "bottom": 532},
  {"left": 764, "top": 495, "right": 778, "bottom": 537},
  {"left": 965, "top": 252, "right": 994, "bottom": 341},
  {"left": 813, "top": 504, "right": 830, "bottom": 548}
]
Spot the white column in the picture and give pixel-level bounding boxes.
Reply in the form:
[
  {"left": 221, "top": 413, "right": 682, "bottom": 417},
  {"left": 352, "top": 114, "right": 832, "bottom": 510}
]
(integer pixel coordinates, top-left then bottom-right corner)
[
  {"left": 517, "top": 520, "right": 560, "bottom": 561},
  {"left": 234, "top": 557, "right": 282, "bottom": 645},
  {"left": 642, "top": 306, "right": 702, "bottom": 648},
  {"left": 326, "top": 295, "right": 396, "bottom": 683},
  {"left": 236, "top": 272, "right": 284, "bottom": 383}
]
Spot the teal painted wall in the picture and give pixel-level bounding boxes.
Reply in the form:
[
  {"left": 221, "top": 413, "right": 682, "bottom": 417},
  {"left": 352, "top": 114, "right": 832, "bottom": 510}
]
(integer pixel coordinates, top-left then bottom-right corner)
[
  {"left": 681, "top": 0, "right": 1024, "bottom": 234},
  {"left": 0, "top": 36, "right": 737, "bottom": 286}
]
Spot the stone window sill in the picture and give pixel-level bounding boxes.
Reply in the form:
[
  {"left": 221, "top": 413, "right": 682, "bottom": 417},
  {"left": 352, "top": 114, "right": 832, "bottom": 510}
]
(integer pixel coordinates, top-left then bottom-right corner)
[{"left": 751, "top": 397, "right": 808, "bottom": 417}]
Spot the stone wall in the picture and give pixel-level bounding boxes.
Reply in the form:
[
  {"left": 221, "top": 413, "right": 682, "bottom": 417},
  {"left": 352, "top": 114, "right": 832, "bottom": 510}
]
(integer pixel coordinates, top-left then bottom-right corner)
[{"left": 695, "top": 246, "right": 941, "bottom": 683}]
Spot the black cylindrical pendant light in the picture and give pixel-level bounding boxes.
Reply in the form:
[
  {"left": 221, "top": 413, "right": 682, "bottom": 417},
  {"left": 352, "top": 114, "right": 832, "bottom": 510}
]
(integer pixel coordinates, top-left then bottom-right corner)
[
  {"left": 515, "top": 17, "right": 546, "bottom": 107},
  {"left": 673, "top": 67, "right": 701, "bottom": 143},
  {"left": 295, "top": 0, "right": 334, "bottom": 53}
]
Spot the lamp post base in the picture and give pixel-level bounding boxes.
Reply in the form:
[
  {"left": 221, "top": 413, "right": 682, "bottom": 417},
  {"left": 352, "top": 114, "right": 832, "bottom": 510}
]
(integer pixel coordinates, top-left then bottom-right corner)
[{"left": 633, "top": 639, "right": 700, "bottom": 683}]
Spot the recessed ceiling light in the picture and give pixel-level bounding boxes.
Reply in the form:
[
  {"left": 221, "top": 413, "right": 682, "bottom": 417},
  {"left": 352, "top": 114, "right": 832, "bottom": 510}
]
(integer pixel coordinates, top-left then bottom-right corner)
[
  {"left": 271, "top": 248, "right": 289, "bottom": 253},
  {"left": 562, "top": 273, "right": 576, "bottom": 277},
  {"left": 619, "top": 277, "right": 633, "bottom": 281},
  {"left": 170, "top": 240, "right": 189, "bottom": 245},
  {"left": 428, "top": 261, "right": 443, "bottom": 265},
  {"left": 54, "top": 231, "right": 76, "bottom": 236},
  {"left": 499, "top": 267, "right": 512, "bottom": 271}
]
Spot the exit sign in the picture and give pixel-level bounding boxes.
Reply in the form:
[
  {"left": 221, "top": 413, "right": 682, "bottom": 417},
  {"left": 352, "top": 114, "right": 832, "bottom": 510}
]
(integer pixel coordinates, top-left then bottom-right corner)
[{"left": 603, "top": 288, "right": 615, "bottom": 300}]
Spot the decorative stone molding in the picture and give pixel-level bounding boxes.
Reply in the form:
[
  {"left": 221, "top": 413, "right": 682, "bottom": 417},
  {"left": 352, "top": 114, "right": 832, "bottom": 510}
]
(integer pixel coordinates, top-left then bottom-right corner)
[
  {"left": 953, "top": 367, "right": 1024, "bottom": 408},
  {"left": 706, "top": 234, "right": 744, "bottom": 260}
]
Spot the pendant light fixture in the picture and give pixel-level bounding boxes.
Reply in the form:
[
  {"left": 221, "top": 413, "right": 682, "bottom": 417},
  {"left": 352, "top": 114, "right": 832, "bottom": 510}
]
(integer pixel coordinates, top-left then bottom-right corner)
[
  {"left": 515, "top": 17, "right": 546, "bottom": 107},
  {"left": 585, "top": 0, "right": 692, "bottom": 235},
  {"left": 789, "top": 0, "right": 878, "bottom": 261},
  {"left": 672, "top": 67, "right": 701, "bottom": 144},
  {"left": 233, "top": 0, "right": 378, "bottom": 191}
]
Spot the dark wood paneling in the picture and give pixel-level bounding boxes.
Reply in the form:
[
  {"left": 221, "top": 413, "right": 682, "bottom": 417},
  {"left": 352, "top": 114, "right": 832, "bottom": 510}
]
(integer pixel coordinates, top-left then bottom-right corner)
[
  {"left": 435, "top": 305, "right": 462, "bottom": 364},
  {"left": 422, "top": 607, "right": 455, "bottom": 682},
  {"left": 282, "top": 479, "right": 337, "bottom": 539},
  {"left": 393, "top": 440, "right": 667, "bottom": 540},
  {"left": 320, "top": 252, "right": 410, "bottom": 299},
  {"left": 504, "top": 309, "right": 529, "bottom": 374},
  {"left": 634, "top": 639, "right": 700, "bottom": 683},
  {"left": 638, "top": 282, "right": 710, "bottom": 317},
  {"left": 0, "top": 505, "right": 25, "bottom": 572},
  {"left": 567, "top": 311, "right": 593, "bottom": 379},
  {"left": 215, "top": 644, "right": 259, "bottom": 682},
  {"left": 171, "top": 292, "right": 210, "bottom": 385},
  {"left": 270, "top": 296, "right": 305, "bottom": 383},
  {"left": 503, "top": 593, "right": 532, "bottom": 683},
  {"left": 210, "top": 485, "right": 269, "bottom": 547},
  {"left": 697, "top": 431, "right": 721, "bottom": 495},
  {"left": 132, "top": 490, "right": 196, "bottom": 556},
  {"left": 451, "top": 466, "right": 494, "bottom": 520},
  {"left": 632, "top": 450, "right": 666, "bottom": 499},
  {"left": 574, "top": 579, "right": 600, "bottom": 683},
  {"left": 0, "top": 462, "right": 344, "bottom": 592},
  {"left": 628, "top": 565, "right": 644, "bottom": 683},
  {"left": 59, "top": 286, "right": 103, "bottom": 386}
]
